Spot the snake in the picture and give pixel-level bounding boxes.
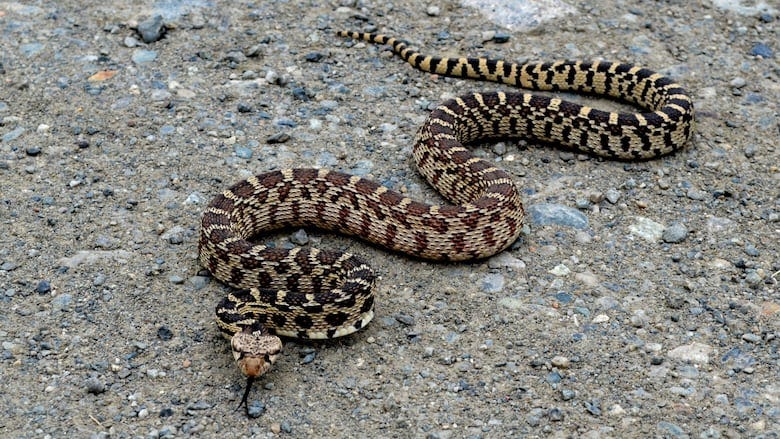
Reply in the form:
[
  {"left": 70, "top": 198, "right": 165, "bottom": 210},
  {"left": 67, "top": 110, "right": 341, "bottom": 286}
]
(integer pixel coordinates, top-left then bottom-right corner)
[{"left": 198, "top": 31, "right": 694, "bottom": 411}]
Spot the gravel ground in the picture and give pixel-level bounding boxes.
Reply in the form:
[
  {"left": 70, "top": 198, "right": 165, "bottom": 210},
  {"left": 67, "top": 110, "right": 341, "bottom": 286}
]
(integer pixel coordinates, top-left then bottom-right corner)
[{"left": 1, "top": 0, "right": 778, "bottom": 438}]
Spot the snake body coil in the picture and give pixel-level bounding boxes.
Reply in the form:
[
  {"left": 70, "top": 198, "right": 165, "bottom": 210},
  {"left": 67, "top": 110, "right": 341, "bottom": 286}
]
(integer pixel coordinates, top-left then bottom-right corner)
[{"left": 199, "top": 31, "right": 694, "bottom": 401}]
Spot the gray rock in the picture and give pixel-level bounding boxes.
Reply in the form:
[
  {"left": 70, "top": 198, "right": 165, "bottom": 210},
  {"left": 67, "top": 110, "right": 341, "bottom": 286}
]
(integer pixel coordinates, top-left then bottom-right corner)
[
  {"left": 123, "top": 35, "right": 139, "bottom": 48},
  {"left": 744, "top": 270, "right": 763, "bottom": 286},
  {"left": 52, "top": 293, "right": 73, "bottom": 311},
  {"left": 35, "top": 280, "right": 51, "bottom": 294},
  {"left": 395, "top": 314, "right": 415, "bottom": 326},
  {"left": 2, "top": 126, "right": 25, "bottom": 142},
  {"left": 604, "top": 188, "right": 621, "bottom": 204},
  {"left": 630, "top": 309, "right": 650, "bottom": 327},
  {"left": 744, "top": 243, "right": 760, "bottom": 256},
  {"left": 480, "top": 273, "right": 505, "bottom": 293},
  {"left": 750, "top": 43, "right": 773, "bottom": 58},
  {"left": 662, "top": 222, "right": 688, "bottom": 243},
  {"left": 667, "top": 342, "right": 713, "bottom": 364},
  {"left": 189, "top": 276, "right": 209, "bottom": 290},
  {"left": 657, "top": 421, "right": 688, "bottom": 438},
  {"left": 729, "top": 77, "right": 746, "bottom": 88},
  {"left": 234, "top": 145, "right": 253, "bottom": 159},
  {"left": 161, "top": 226, "right": 185, "bottom": 244},
  {"left": 137, "top": 15, "right": 166, "bottom": 43},
  {"left": 1, "top": 261, "right": 19, "bottom": 271},
  {"left": 527, "top": 203, "right": 589, "bottom": 229},
  {"left": 85, "top": 376, "right": 105, "bottom": 394},
  {"left": 551, "top": 356, "right": 570, "bottom": 368},
  {"left": 498, "top": 296, "right": 524, "bottom": 310},
  {"left": 290, "top": 229, "right": 309, "bottom": 245},
  {"left": 584, "top": 399, "right": 601, "bottom": 416},
  {"left": 247, "top": 400, "right": 265, "bottom": 418},
  {"left": 487, "top": 253, "right": 526, "bottom": 270},
  {"left": 267, "top": 132, "right": 291, "bottom": 144},
  {"left": 131, "top": 49, "right": 158, "bottom": 64},
  {"left": 686, "top": 187, "right": 708, "bottom": 201},
  {"left": 629, "top": 216, "right": 664, "bottom": 242},
  {"left": 223, "top": 51, "right": 247, "bottom": 64}
]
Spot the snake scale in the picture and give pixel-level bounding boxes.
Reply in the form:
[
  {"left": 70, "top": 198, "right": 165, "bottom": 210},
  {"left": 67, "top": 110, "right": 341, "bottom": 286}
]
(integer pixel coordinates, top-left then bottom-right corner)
[{"left": 199, "top": 30, "right": 694, "bottom": 409}]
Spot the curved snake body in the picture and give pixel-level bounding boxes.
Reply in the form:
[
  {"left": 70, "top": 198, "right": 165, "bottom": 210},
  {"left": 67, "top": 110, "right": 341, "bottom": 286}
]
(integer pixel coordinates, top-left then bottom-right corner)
[{"left": 199, "top": 31, "right": 694, "bottom": 397}]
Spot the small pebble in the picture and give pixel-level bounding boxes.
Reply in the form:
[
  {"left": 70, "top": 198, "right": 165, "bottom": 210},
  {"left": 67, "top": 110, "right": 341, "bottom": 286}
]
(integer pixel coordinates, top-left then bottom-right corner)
[
  {"left": 395, "top": 314, "right": 415, "bottom": 326},
  {"left": 137, "top": 15, "right": 165, "bottom": 43},
  {"left": 290, "top": 229, "right": 309, "bottom": 245},
  {"left": 25, "top": 146, "right": 41, "bottom": 156},
  {"left": 124, "top": 36, "right": 139, "bottom": 47},
  {"left": 426, "top": 6, "right": 440, "bottom": 16},
  {"left": 657, "top": 421, "right": 687, "bottom": 438},
  {"left": 662, "top": 222, "right": 688, "bottom": 243},
  {"left": 157, "top": 326, "right": 174, "bottom": 341},
  {"left": 630, "top": 309, "right": 650, "bottom": 327},
  {"left": 245, "top": 45, "right": 263, "bottom": 57},
  {"left": 234, "top": 145, "right": 253, "bottom": 159},
  {"left": 604, "top": 189, "right": 621, "bottom": 204},
  {"left": 132, "top": 49, "right": 158, "bottom": 64},
  {"left": 686, "top": 188, "right": 708, "bottom": 201},
  {"left": 750, "top": 43, "right": 773, "bottom": 58},
  {"left": 35, "top": 280, "right": 51, "bottom": 294},
  {"left": 629, "top": 217, "right": 664, "bottom": 242},
  {"left": 266, "top": 132, "right": 291, "bottom": 144},
  {"left": 527, "top": 203, "right": 588, "bottom": 229},
  {"left": 584, "top": 400, "right": 602, "bottom": 416},
  {"left": 492, "top": 32, "right": 510, "bottom": 43},
  {"left": 189, "top": 276, "right": 209, "bottom": 290},
  {"left": 551, "top": 356, "right": 570, "bottom": 368},
  {"left": 223, "top": 51, "right": 247, "bottom": 64},
  {"left": 741, "top": 333, "right": 761, "bottom": 343},
  {"left": 729, "top": 77, "right": 746, "bottom": 88},
  {"left": 667, "top": 342, "right": 713, "bottom": 364},
  {"left": 247, "top": 400, "right": 265, "bottom": 418},
  {"left": 85, "top": 377, "right": 105, "bottom": 394},
  {"left": 745, "top": 270, "right": 763, "bottom": 286},
  {"left": 304, "top": 52, "right": 324, "bottom": 62},
  {"left": 480, "top": 273, "right": 505, "bottom": 293},
  {"left": 302, "top": 352, "right": 316, "bottom": 364},
  {"left": 52, "top": 293, "right": 73, "bottom": 311},
  {"left": 744, "top": 243, "right": 760, "bottom": 256},
  {"left": 487, "top": 252, "right": 526, "bottom": 270}
]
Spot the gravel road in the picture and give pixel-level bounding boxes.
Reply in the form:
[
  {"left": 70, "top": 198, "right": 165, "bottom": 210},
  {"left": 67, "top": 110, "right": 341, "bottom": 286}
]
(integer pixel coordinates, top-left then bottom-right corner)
[{"left": 0, "top": 0, "right": 778, "bottom": 437}]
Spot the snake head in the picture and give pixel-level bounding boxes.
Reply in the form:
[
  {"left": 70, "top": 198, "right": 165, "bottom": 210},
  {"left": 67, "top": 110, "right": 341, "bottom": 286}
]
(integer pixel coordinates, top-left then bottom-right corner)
[
  {"left": 231, "top": 324, "right": 283, "bottom": 414},
  {"left": 231, "top": 325, "right": 283, "bottom": 378}
]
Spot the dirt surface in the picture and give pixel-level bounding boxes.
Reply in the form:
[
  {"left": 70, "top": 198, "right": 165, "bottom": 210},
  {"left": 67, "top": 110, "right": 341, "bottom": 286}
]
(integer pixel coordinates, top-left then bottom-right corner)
[{"left": 1, "top": 0, "right": 778, "bottom": 437}]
